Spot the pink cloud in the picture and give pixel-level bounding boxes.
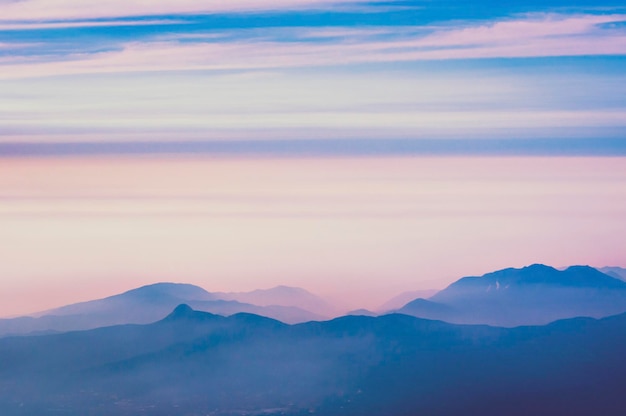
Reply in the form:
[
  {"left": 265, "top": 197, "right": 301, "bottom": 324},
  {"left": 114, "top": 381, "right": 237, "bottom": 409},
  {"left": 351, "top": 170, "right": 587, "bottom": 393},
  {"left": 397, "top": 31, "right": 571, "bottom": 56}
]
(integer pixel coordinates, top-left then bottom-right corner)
[
  {"left": 418, "top": 14, "right": 621, "bottom": 47},
  {"left": 0, "top": 0, "right": 371, "bottom": 21},
  {"left": 0, "top": 19, "right": 187, "bottom": 31},
  {"left": 1, "top": 14, "right": 625, "bottom": 79}
]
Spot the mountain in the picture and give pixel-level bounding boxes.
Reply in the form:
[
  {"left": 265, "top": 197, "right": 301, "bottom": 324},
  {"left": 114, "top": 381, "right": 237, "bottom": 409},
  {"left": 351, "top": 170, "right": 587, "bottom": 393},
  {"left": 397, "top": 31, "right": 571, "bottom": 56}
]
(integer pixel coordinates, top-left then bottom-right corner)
[
  {"left": 212, "top": 285, "right": 335, "bottom": 317},
  {"left": 346, "top": 308, "right": 378, "bottom": 317},
  {"left": 31, "top": 282, "right": 216, "bottom": 319},
  {"left": 397, "top": 264, "right": 626, "bottom": 326},
  {"left": 378, "top": 289, "right": 440, "bottom": 311},
  {"left": 0, "top": 305, "right": 625, "bottom": 415},
  {"left": 598, "top": 266, "right": 626, "bottom": 281},
  {"left": 396, "top": 298, "right": 458, "bottom": 321},
  {"left": 0, "top": 283, "right": 324, "bottom": 337}
]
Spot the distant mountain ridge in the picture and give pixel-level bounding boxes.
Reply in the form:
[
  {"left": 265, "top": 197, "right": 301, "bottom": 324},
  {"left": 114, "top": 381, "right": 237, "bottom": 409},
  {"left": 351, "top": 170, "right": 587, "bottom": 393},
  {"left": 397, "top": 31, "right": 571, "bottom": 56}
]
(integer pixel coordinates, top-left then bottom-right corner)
[
  {"left": 32, "top": 282, "right": 216, "bottom": 318},
  {"left": 4, "top": 264, "right": 625, "bottom": 338},
  {"left": 1, "top": 304, "right": 626, "bottom": 415},
  {"left": 599, "top": 266, "right": 626, "bottom": 281},
  {"left": 212, "top": 285, "right": 336, "bottom": 316},
  {"left": 397, "top": 264, "right": 626, "bottom": 326},
  {"left": 378, "top": 289, "right": 440, "bottom": 312},
  {"left": 0, "top": 283, "right": 328, "bottom": 337}
]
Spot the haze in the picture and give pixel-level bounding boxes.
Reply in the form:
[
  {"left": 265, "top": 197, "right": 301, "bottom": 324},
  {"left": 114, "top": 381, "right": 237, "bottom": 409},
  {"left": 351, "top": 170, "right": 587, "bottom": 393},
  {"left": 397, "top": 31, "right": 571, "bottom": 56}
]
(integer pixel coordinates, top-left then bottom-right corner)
[
  {"left": 1, "top": 0, "right": 626, "bottom": 317},
  {"left": 1, "top": 156, "right": 624, "bottom": 316}
]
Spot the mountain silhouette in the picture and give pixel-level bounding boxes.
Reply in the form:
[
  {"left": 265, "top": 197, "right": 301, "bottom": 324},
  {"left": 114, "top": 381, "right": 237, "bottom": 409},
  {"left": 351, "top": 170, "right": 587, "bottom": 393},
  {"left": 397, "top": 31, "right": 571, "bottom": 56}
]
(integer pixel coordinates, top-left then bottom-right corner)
[
  {"left": 599, "top": 266, "right": 626, "bottom": 281},
  {"left": 346, "top": 308, "right": 378, "bottom": 317},
  {"left": 397, "top": 264, "right": 626, "bottom": 326},
  {"left": 378, "top": 289, "right": 440, "bottom": 311},
  {"left": 0, "top": 305, "right": 625, "bottom": 415},
  {"left": 0, "top": 283, "right": 324, "bottom": 337},
  {"left": 212, "top": 285, "right": 335, "bottom": 316}
]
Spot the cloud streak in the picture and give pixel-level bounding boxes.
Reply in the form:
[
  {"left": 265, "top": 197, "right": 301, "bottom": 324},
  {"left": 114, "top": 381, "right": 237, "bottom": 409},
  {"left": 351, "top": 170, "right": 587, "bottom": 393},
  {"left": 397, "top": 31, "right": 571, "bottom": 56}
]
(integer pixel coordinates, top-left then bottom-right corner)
[
  {"left": 0, "top": 18, "right": 187, "bottom": 31},
  {"left": 0, "top": 0, "right": 372, "bottom": 21},
  {"left": 1, "top": 14, "right": 624, "bottom": 79},
  {"left": 1, "top": 5, "right": 624, "bottom": 147},
  {"left": 2, "top": 139, "right": 626, "bottom": 158}
]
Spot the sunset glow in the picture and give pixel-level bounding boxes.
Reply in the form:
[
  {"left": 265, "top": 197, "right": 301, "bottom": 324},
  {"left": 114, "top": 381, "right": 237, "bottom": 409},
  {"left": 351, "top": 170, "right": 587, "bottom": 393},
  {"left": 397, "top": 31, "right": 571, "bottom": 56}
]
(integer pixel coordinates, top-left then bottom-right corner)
[
  {"left": 1, "top": 156, "right": 624, "bottom": 315},
  {"left": 1, "top": 0, "right": 625, "bottom": 317}
]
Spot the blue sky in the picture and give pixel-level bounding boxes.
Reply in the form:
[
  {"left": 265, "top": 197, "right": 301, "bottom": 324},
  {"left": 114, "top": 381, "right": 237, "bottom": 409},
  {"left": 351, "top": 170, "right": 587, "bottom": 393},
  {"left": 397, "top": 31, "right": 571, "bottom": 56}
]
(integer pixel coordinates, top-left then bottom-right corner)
[{"left": 1, "top": 0, "right": 626, "bottom": 154}]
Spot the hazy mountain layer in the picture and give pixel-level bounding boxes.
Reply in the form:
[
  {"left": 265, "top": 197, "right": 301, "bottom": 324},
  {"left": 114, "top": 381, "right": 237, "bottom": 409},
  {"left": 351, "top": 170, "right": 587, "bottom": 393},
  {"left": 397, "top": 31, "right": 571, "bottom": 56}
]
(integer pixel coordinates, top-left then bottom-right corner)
[
  {"left": 0, "top": 283, "right": 325, "bottom": 337},
  {"left": 212, "top": 285, "right": 336, "bottom": 316},
  {"left": 599, "top": 266, "right": 626, "bottom": 281},
  {"left": 0, "top": 305, "right": 625, "bottom": 415},
  {"left": 397, "top": 264, "right": 626, "bottom": 326},
  {"left": 378, "top": 289, "right": 439, "bottom": 312}
]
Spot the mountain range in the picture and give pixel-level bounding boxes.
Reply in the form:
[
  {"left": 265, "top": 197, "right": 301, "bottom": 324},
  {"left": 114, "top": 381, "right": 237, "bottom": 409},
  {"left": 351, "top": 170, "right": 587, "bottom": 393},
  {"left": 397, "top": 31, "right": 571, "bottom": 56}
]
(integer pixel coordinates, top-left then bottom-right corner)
[
  {"left": 1, "top": 304, "right": 625, "bottom": 415},
  {"left": 212, "top": 285, "right": 336, "bottom": 316},
  {"left": 396, "top": 264, "right": 626, "bottom": 326},
  {"left": 377, "top": 289, "right": 440, "bottom": 311},
  {"left": 0, "top": 283, "right": 329, "bottom": 337},
  {"left": 599, "top": 266, "right": 626, "bottom": 281},
  {"left": 3, "top": 264, "right": 626, "bottom": 337}
]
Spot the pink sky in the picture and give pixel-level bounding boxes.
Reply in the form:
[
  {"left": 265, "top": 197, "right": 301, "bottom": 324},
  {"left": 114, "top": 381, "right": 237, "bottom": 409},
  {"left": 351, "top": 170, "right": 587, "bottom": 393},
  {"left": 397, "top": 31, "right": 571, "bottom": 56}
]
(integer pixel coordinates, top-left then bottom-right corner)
[{"left": 1, "top": 155, "right": 624, "bottom": 316}]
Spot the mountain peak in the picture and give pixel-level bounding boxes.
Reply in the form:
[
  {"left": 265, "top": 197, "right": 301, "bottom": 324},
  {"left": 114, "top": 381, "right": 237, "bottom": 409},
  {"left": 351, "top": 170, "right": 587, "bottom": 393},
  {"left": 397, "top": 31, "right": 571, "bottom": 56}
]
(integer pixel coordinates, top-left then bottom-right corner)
[
  {"left": 565, "top": 265, "right": 595, "bottom": 272},
  {"left": 522, "top": 263, "right": 557, "bottom": 272},
  {"left": 412, "top": 264, "right": 626, "bottom": 326},
  {"left": 447, "top": 263, "right": 621, "bottom": 291},
  {"left": 212, "top": 285, "right": 334, "bottom": 317},
  {"left": 171, "top": 303, "right": 194, "bottom": 316},
  {"left": 163, "top": 304, "right": 196, "bottom": 321},
  {"left": 347, "top": 309, "right": 377, "bottom": 317},
  {"left": 162, "top": 304, "right": 219, "bottom": 322},
  {"left": 121, "top": 282, "right": 215, "bottom": 302},
  {"left": 598, "top": 266, "right": 626, "bottom": 282}
]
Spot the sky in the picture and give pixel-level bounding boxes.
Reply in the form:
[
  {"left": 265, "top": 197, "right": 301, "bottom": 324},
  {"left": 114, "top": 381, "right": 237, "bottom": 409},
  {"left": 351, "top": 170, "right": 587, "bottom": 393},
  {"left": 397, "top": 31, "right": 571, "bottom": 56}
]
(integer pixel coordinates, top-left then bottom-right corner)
[{"left": 0, "top": 0, "right": 625, "bottom": 315}]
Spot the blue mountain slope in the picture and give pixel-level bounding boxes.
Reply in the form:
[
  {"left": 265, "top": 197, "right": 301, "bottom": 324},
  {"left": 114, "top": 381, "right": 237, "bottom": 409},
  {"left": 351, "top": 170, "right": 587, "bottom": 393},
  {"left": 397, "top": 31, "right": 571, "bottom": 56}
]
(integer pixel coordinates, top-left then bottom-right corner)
[
  {"left": 599, "top": 266, "right": 626, "bottom": 281},
  {"left": 0, "top": 305, "right": 625, "bottom": 415},
  {"left": 213, "top": 285, "right": 336, "bottom": 317},
  {"left": 397, "top": 264, "right": 626, "bottom": 326},
  {"left": 0, "top": 283, "right": 324, "bottom": 338}
]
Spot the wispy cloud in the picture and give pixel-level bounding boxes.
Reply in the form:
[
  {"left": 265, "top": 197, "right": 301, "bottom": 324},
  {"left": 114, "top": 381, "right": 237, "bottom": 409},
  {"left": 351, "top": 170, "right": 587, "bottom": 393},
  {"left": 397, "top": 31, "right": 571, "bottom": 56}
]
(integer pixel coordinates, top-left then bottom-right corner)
[
  {"left": 0, "top": 18, "right": 187, "bottom": 31},
  {"left": 1, "top": 14, "right": 624, "bottom": 79},
  {"left": 1, "top": 6, "right": 625, "bottom": 146},
  {"left": 0, "top": 0, "right": 372, "bottom": 21},
  {"left": 419, "top": 13, "right": 624, "bottom": 46},
  {"left": 2, "top": 138, "right": 626, "bottom": 158}
]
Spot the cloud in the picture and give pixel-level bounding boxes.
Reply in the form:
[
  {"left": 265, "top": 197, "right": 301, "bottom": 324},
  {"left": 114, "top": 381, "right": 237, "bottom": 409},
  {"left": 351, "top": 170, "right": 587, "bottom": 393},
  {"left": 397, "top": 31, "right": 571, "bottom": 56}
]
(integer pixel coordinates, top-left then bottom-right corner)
[
  {"left": 2, "top": 138, "right": 626, "bottom": 158},
  {"left": 1, "top": 12, "right": 624, "bottom": 144},
  {"left": 417, "top": 14, "right": 623, "bottom": 47},
  {"left": 0, "top": 18, "right": 187, "bottom": 30},
  {"left": 0, "top": 0, "right": 372, "bottom": 21},
  {"left": 1, "top": 14, "right": 625, "bottom": 79},
  {"left": 0, "top": 42, "right": 37, "bottom": 50}
]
